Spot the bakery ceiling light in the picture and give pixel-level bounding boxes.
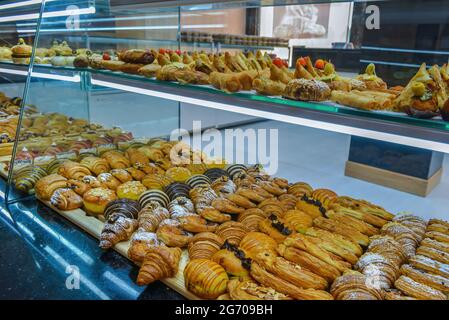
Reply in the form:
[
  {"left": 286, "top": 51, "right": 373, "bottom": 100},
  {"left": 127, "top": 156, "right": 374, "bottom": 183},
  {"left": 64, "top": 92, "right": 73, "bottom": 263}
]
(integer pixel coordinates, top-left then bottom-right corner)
[
  {"left": 90, "top": 78, "right": 449, "bottom": 154},
  {"left": 0, "top": 6, "right": 95, "bottom": 23}
]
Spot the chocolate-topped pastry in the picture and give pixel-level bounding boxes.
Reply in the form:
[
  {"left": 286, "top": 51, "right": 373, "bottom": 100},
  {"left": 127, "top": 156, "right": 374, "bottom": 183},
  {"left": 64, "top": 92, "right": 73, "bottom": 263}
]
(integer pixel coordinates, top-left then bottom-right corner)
[
  {"left": 164, "top": 182, "right": 192, "bottom": 200},
  {"left": 226, "top": 164, "right": 247, "bottom": 179},
  {"left": 14, "top": 165, "right": 47, "bottom": 194},
  {"left": 138, "top": 189, "right": 170, "bottom": 208},
  {"left": 104, "top": 198, "right": 140, "bottom": 220},
  {"left": 185, "top": 174, "right": 211, "bottom": 188},
  {"left": 204, "top": 168, "right": 230, "bottom": 182}
]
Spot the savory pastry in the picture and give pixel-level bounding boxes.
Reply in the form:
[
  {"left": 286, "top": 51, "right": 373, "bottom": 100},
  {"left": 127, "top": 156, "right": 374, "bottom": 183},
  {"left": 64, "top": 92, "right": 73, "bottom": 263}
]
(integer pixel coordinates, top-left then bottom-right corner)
[
  {"left": 283, "top": 78, "right": 331, "bottom": 101},
  {"left": 184, "top": 259, "right": 229, "bottom": 299},
  {"left": 215, "top": 221, "right": 249, "bottom": 246},
  {"left": 156, "top": 220, "right": 192, "bottom": 247},
  {"left": 394, "top": 275, "right": 446, "bottom": 300},
  {"left": 356, "top": 63, "right": 387, "bottom": 90},
  {"left": 188, "top": 232, "right": 224, "bottom": 260},
  {"left": 49, "top": 188, "right": 83, "bottom": 210},
  {"left": 136, "top": 246, "right": 181, "bottom": 285},
  {"left": 83, "top": 187, "right": 117, "bottom": 215},
  {"left": 11, "top": 38, "right": 32, "bottom": 64},
  {"left": 209, "top": 71, "right": 241, "bottom": 93},
  {"left": 99, "top": 213, "right": 138, "bottom": 249},
  {"left": 103, "top": 198, "right": 140, "bottom": 220},
  {"left": 35, "top": 174, "right": 69, "bottom": 200},
  {"left": 128, "top": 230, "right": 160, "bottom": 263},
  {"left": 101, "top": 150, "right": 131, "bottom": 169},
  {"left": 96, "top": 173, "right": 121, "bottom": 190},
  {"left": 58, "top": 161, "right": 91, "bottom": 180},
  {"left": 116, "top": 181, "right": 147, "bottom": 200},
  {"left": 138, "top": 63, "right": 162, "bottom": 78},
  {"left": 80, "top": 156, "right": 110, "bottom": 175},
  {"left": 252, "top": 77, "right": 286, "bottom": 96}
]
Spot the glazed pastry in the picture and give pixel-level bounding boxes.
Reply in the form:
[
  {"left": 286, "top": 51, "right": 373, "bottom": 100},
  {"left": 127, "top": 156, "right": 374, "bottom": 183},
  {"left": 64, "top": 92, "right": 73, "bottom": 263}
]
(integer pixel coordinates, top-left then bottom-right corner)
[
  {"left": 164, "top": 183, "right": 192, "bottom": 201},
  {"left": 212, "top": 198, "right": 245, "bottom": 214},
  {"left": 141, "top": 173, "right": 173, "bottom": 190},
  {"left": 305, "top": 232, "right": 359, "bottom": 265},
  {"left": 188, "top": 232, "right": 224, "bottom": 260},
  {"left": 287, "top": 182, "right": 313, "bottom": 197},
  {"left": 103, "top": 198, "right": 140, "bottom": 220},
  {"left": 157, "top": 220, "right": 192, "bottom": 247},
  {"left": 212, "top": 242, "right": 251, "bottom": 278},
  {"left": 277, "top": 244, "right": 341, "bottom": 282},
  {"left": 168, "top": 196, "right": 194, "bottom": 218},
  {"left": 128, "top": 230, "right": 160, "bottom": 263},
  {"left": 116, "top": 181, "right": 147, "bottom": 200},
  {"left": 97, "top": 173, "right": 121, "bottom": 190},
  {"left": 50, "top": 188, "right": 83, "bottom": 210},
  {"left": 138, "top": 203, "right": 170, "bottom": 232},
  {"left": 237, "top": 209, "right": 266, "bottom": 232},
  {"left": 250, "top": 261, "right": 333, "bottom": 300},
  {"left": 185, "top": 174, "right": 211, "bottom": 188},
  {"left": 58, "top": 161, "right": 91, "bottom": 180},
  {"left": 330, "top": 273, "right": 383, "bottom": 300},
  {"left": 239, "top": 232, "right": 278, "bottom": 259},
  {"left": 184, "top": 259, "right": 229, "bottom": 299},
  {"left": 35, "top": 174, "right": 69, "bottom": 200},
  {"left": 136, "top": 246, "right": 181, "bottom": 285},
  {"left": 99, "top": 213, "right": 138, "bottom": 249},
  {"left": 295, "top": 195, "right": 325, "bottom": 219},
  {"left": 429, "top": 218, "right": 449, "bottom": 229},
  {"left": 137, "top": 146, "right": 164, "bottom": 161},
  {"left": 427, "top": 223, "right": 449, "bottom": 236},
  {"left": 311, "top": 189, "right": 338, "bottom": 209},
  {"left": 325, "top": 210, "right": 379, "bottom": 236},
  {"left": 401, "top": 264, "right": 449, "bottom": 293},
  {"left": 225, "top": 193, "right": 257, "bottom": 209},
  {"left": 313, "top": 216, "right": 370, "bottom": 246},
  {"left": 101, "top": 150, "right": 131, "bottom": 169},
  {"left": 394, "top": 275, "right": 446, "bottom": 300},
  {"left": 83, "top": 187, "right": 117, "bottom": 215},
  {"left": 14, "top": 165, "right": 47, "bottom": 194},
  {"left": 67, "top": 179, "right": 91, "bottom": 196},
  {"left": 82, "top": 175, "right": 103, "bottom": 188},
  {"left": 282, "top": 210, "right": 313, "bottom": 233},
  {"left": 334, "top": 196, "right": 391, "bottom": 226},
  {"left": 409, "top": 255, "right": 449, "bottom": 278},
  {"left": 178, "top": 214, "right": 217, "bottom": 233},
  {"left": 215, "top": 221, "right": 249, "bottom": 246},
  {"left": 259, "top": 215, "right": 294, "bottom": 243},
  {"left": 80, "top": 156, "right": 110, "bottom": 175}
]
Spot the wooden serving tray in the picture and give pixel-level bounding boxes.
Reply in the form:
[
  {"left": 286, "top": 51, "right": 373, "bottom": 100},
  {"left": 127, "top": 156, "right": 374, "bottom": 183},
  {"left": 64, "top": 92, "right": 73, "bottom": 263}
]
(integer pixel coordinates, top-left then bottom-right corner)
[{"left": 37, "top": 197, "right": 201, "bottom": 300}]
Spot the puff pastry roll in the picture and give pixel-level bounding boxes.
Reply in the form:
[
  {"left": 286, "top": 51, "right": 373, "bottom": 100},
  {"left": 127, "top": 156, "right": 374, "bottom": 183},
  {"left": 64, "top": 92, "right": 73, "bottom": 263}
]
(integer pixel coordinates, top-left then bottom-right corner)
[
  {"left": 394, "top": 275, "right": 446, "bottom": 300},
  {"left": 401, "top": 264, "right": 449, "bottom": 294}
]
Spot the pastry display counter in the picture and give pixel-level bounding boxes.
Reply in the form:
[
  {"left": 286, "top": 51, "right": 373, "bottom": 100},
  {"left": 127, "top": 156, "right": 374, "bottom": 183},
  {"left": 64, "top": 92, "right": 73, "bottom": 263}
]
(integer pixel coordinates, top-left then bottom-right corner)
[{"left": 1, "top": 0, "right": 449, "bottom": 301}]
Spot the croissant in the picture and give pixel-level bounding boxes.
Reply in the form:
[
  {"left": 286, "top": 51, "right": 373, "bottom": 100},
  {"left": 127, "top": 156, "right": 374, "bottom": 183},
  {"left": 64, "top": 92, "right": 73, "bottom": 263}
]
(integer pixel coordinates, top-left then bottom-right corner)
[
  {"left": 429, "top": 218, "right": 449, "bottom": 229},
  {"left": 178, "top": 214, "right": 217, "bottom": 233},
  {"left": 314, "top": 216, "right": 369, "bottom": 246},
  {"left": 258, "top": 198, "right": 285, "bottom": 217},
  {"left": 211, "top": 176, "right": 236, "bottom": 196},
  {"left": 157, "top": 221, "right": 192, "bottom": 247},
  {"left": 199, "top": 206, "right": 231, "bottom": 223},
  {"left": 367, "top": 235, "right": 407, "bottom": 266},
  {"left": 355, "top": 252, "right": 399, "bottom": 289},
  {"left": 239, "top": 232, "right": 278, "bottom": 259},
  {"left": 236, "top": 186, "right": 270, "bottom": 203},
  {"left": 67, "top": 179, "right": 91, "bottom": 196},
  {"left": 383, "top": 289, "right": 416, "bottom": 300},
  {"left": 287, "top": 182, "right": 313, "bottom": 197},
  {"left": 330, "top": 273, "right": 383, "bottom": 300},
  {"left": 99, "top": 214, "right": 138, "bottom": 249},
  {"left": 97, "top": 173, "right": 121, "bottom": 190},
  {"left": 394, "top": 275, "right": 446, "bottom": 300},
  {"left": 426, "top": 223, "right": 449, "bottom": 235},
  {"left": 80, "top": 156, "right": 110, "bottom": 175},
  {"left": 128, "top": 230, "right": 160, "bottom": 263},
  {"left": 256, "top": 180, "right": 286, "bottom": 196},
  {"left": 35, "top": 174, "right": 69, "bottom": 200},
  {"left": 50, "top": 188, "right": 83, "bottom": 210},
  {"left": 104, "top": 198, "right": 141, "bottom": 220},
  {"left": 237, "top": 211, "right": 265, "bottom": 232},
  {"left": 14, "top": 165, "right": 47, "bottom": 194},
  {"left": 184, "top": 259, "right": 229, "bottom": 299},
  {"left": 125, "top": 148, "right": 149, "bottom": 166},
  {"left": 212, "top": 198, "right": 245, "bottom": 214},
  {"left": 227, "top": 278, "right": 292, "bottom": 300},
  {"left": 278, "top": 194, "right": 297, "bottom": 211},
  {"left": 305, "top": 227, "right": 363, "bottom": 257},
  {"left": 188, "top": 232, "right": 224, "bottom": 260},
  {"left": 101, "top": 150, "right": 131, "bottom": 169},
  {"left": 58, "top": 161, "right": 91, "bottom": 180},
  {"left": 250, "top": 262, "right": 333, "bottom": 300},
  {"left": 136, "top": 246, "right": 182, "bottom": 285},
  {"left": 142, "top": 173, "right": 173, "bottom": 190},
  {"left": 283, "top": 210, "right": 313, "bottom": 233},
  {"left": 215, "top": 221, "right": 249, "bottom": 246}
]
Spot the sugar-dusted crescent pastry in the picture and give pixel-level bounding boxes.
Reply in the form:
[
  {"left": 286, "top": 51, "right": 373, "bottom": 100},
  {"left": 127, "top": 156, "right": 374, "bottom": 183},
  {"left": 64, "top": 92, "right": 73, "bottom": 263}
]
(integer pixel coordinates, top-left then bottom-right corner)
[
  {"left": 409, "top": 255, "right": 449, "bottom": 278},
  {"left": 394, "top": 275, "right": 446, "bottom": 300},
  {"left": 58, "top": 161, "right": 91, "bottom": 180},
  {"left": 401, "top": 264, "right": 449, "bottom": 294},
  {"left": 355, "top": 252, "right": 399, "bottom": 289},
  {"left": 330, "top": 273, "right": 383, "bottom": 300},
  {"left": 184, "top": 259, "right": 229, "bottom": 299},
  {"left": 227, "top": 279, "right": 292, "bottom": 300},
  {"left": 80, "top": 156, "right": 110, "bottom": 176},
  {"left": 136, "top": 246, "right": 181, "bottom": 285},
  {"left": 101, "top": 150, "right": 131, "bottom": 169},
  {"left": 137, "top": 203, "right": 170, "bottom": 232},
  {"left": 35, "top": 174, "right": 69, "bottom": 200},
  {"left": 50, "top": 187, "right": 83, "bottom": 210},
  {"left": 128, "top": 230, "right": 160, "bottom": 263},
  {"left": 99, "top": 213, "right": 138, "bottom": 249},
  {"left": 420, "top": 237, "right": 449, "bottom": 254},
  {"left": 368, "top": 235, "right": 407, "bottom": 266}
]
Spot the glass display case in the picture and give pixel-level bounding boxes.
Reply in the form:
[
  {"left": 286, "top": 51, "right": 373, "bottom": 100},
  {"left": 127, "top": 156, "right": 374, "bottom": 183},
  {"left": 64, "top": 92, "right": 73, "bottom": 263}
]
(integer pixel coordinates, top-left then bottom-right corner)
[{"left": 1, "top": 0, "right": 449, "bottom": 300}]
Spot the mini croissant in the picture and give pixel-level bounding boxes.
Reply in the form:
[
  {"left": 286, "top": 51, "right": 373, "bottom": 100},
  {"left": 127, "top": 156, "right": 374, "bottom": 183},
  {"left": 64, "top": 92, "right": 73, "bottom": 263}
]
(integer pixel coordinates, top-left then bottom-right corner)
[
  {"left": 136, "top": 246, "right": 182, "bottom": 285},
  {"left": 99, "top": 214, "right": 138, "bottom": 249}
]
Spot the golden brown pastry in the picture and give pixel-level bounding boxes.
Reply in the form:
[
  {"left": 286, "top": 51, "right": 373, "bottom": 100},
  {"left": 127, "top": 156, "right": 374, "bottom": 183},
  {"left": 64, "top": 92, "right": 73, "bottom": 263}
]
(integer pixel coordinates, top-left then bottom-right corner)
[
  {"left": 215, "top": 221, "right": 249, "bottom": 246},
  {"left": 211, "top": 247, "right": 251, "bottom": 278},
  {"left": 330, "top": 273, "right": 383, "bottom": 300},
  {"left": 119, "top": 49, "right": 155, "bottom": 64},
  {"left": 50, "top": 187, "right": 83, "bottom": 210},
  {"left": 401, "top": 264, "right": 449, "bottom": 294},
  {"left": 97, "top": 173, "right": 121, "bottom": 190},
  {"left": 283, "top": 210, "right": 313, "bottom": 233},
  {"left": 425, "top": 231, "right": 449, "bottom": 244},
  {"left": 136, "top": 246, "right": 181, "bottom": 285},
  {"left": 383, "top": 289, "right": 416, "bottom": 300},
  {"left": 427, "top": 223, "right": 449, "bottom": 236},
  {"left": 116, "top": 181, "right": 147, "bottom": 200},
  {"left": 259, "top": 215, "right": 295, "bottom": 243},
  {"left": 80, "top": 156, "right": 110, "bottom": 175},
  {"left": 58, "top": 161, "right": 91, "bottom": 180},
  {"left": 178, "top": 214, "right": 217, "bottom": 233},
  {"left": 227, "top": 278, "right": 292, "bottom": 300},
  {"left": 355, "top": 252, "right": 399, "bottom": 289},
  {"left": 304, "top": 233, "right": 359, "bottom": 265},
  {"left": 287, "top": 182, "right": 313, "bottom": 197},
  {"left": 125, "top": 167, "right": 146, "bottom": 181},
  {"left": 99, "top": 213, "right": 138, "bottom": 249},
  {"left": 184, "top": 259, "right": 229, "bottom": 299},
  {"left": 420, "top": 237, "right": 449, "bottom": 254},
  {"left": 367, "top": 235, "right": 407, "bottom": 266},
  {"left": 83, "top": 187, "right": 117, "bottom": 215},
  {"left": 409, "top": 255, "right": 449, "bottom": 278},
  {"left": 416, "top": 245, "right": 449, "bottom": 264},
  {"left": 325, "top": 210, "right": 379, "bottom": 236},
  {"left": 188, "top": 232, "right": 224, "bottom": 260},
  {"left": 283, "top": 78, "right": 331, "bottom": 102},
  {"left": 199, "top": 207, "right": 232, "bottom": 223},
  {"left": 128, "top": 230, "right": 160, "bottom": 263},
  {"left": 333, "top": 196, "right": 391, "bottom": 226},
  {"left": 394, "top": 275, "right": 446, "bottom": 300},
  {"left": 305, "top": 227, "right": 363, "bottom": 257},
  {"left": 81, "top": 175, "right": 104, "bottom": 188},
  {"left": 237, "top": 209, "right": 266, "bottom": 232},
  {"left": 240, "top": 232, "right": 278, "bottom": 259},
  {"left": 35, "top": 174, "right": 69, "bottom": 200},
  {"left": 156, "top": 220, "right": 192, "bottom": 247},
  {"left": 67, "top": 179, "right": 91, "bottom": 196},
  {"left": 313, "top": 216, "right": 370, "bottom": 246},
  {"left": 429, "top": 218, "right": 449, "bottom": 229},
  {"left": 225, "top": 193, "right": 256, "bottom": 209},
  {"left": 381, "top": 222, "right": 420, "bottom": 258},
  {"left": 137, "top": 202, "right": 170, "bottom": 232},
  {"left": 101, "top": 150, "right": 131, "bottom": 169},
  {"left": 110, "top": 168, "right": 133, "bottom": 183}
]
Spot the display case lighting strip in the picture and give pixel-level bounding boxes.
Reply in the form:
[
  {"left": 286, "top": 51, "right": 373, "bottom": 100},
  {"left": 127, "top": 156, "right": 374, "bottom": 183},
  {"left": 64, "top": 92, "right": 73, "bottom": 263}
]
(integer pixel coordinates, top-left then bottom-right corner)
[
  {"left": 0, "top": 6, "right": 95, "bottom": 23},
  {"left": 0, "top": 0, "right": 55, "bottom": 11},
  {"left": 0, "top": 67, "right": 80, "bottom": 82},
  {"left": 91, "top": 78, "right": 449, "bottom": 154}
]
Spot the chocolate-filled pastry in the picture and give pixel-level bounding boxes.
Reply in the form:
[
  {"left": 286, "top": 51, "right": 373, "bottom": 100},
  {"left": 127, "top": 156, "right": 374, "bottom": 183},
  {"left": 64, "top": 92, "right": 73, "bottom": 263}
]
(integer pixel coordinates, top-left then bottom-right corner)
[
  {"left": 67, "top": 179, "right": 91, "bottom": 196},
  {"left": 295, "top": 195, "right": 325, "bottom": 219},
  {"left": 283, "top": 210, "right": 313, "bottom": 233},
  {"left": 99, "top": 213, "right": 138, "bottom": 249},
  {"left": 259, "top": 214, "right": 295, "bottom": 243},
  {"left": 156, "top": 220, "right": 192, "bottom": 247},
  {"left": 125, "top": 148, "right": 149, "bottom": 166},
  {"left": 35, "top": 174, "right": 69, "bottom": 200},
  {"left": 215, "top": 221, "right": 249, "bottom": 246},
  {"left": 283, "top": 78, "right": 331, "bottom": 102},
  {"left": 138, "top": 204, "right": 170, "bottom": 232},
  {"left": 212, "top": 198, "right": 245, "bottom": 214},
  {"left": 50, "top": 188, "right": 83, "bottom": 210},
  {"left": 212, "top": 247, "right": 251, "bottom": 278},
  {"left": 330, "top": 273, "right": 383, "bottom": 300},
  {"left": 101, "top": 150, "right": 131, "bottom": 169},
  {"left": 104, "top": 198, "right": 140, "bottom": 220},
  {"left": 314, "top": 216, "right": 370, "bottom": 247},
  {"left": 239, "top": 232, "right": 278, "bottom": 259},
  {"left": 420, "top": 238, "right": 449, "bottom": 254},
  {"left": 226, "top": 164, "right": 247, "bottom": 179},
  {"left": 45, "top": 159, "right": 66, "bottom": 174},
  {"left": 277, "top": 244, "right": 341, "bottom": 282},
  {"left": 80, "top": 156, "right": 110, "bottom": 175},
  {"left": 250, "top": 261, "right": 333, "bottom": 300},
  {"left": 125, "top": 167, "right": 145, "bottom": 181},
  {"left": 409, "top": 255, "right": 449, "bottom": 278},
  {"left": 118, "top": 49, "right": 155, "bottom": 64},
  {"left": 326, "top": 210, "right": 379, "bottom": 236},
  {"left": 97, "top": 173, "right": 121, "bottom": 190},
  {"left": 164, "top": 182, "right": 191, "bottom": 201},
  {"left": 128, "top": 230, "right": 160, "bottom": 263},
  {"left": 184, "top": 259, "right": 229, "bottom": 299},
  {"left": 185, "top": 174, "right": 211, "bottom": 188},
  {"left": 178, "top": 214, "right": 217, "bottom": 233},
  {"left": 136, "top": 246, "right": 181, "bottom": 285},
  {"left": 401, "top": 264, "right": 449, "bottom": 294},
  {"left": 188, "top": 232, "right": 224, "bottom": 260},
  {"left": 58, "top": 161, "right": 91, "bottom": 180},
  {"left": 394, "top": 275, "right": 446, "bottom": 300},
  {"left": 83, "top": 187, "right": 117, "bottom": 215},
  {"left": 82, "top": 175, "right": 103, "bottom": 188},
  {"left": 227, "top": 278, "right": 292, "bottom": 300},
  {"left": 138, "top": 189, "right": 170, "bottom": 208},
  {"left": 284, "top": 234, "right": 350, "bottom": 273},
  {"left": 14, "top": 165, "right": 47, "bottom": 194},
  {"left": 311, "top": 188, "right": 338, "bottom": 209},
  {"left": 417, "top": 245, "right": 449, "bottom": 264},
  {"left": 287, "top": 182, "right": 313, "bottom": 197}
]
